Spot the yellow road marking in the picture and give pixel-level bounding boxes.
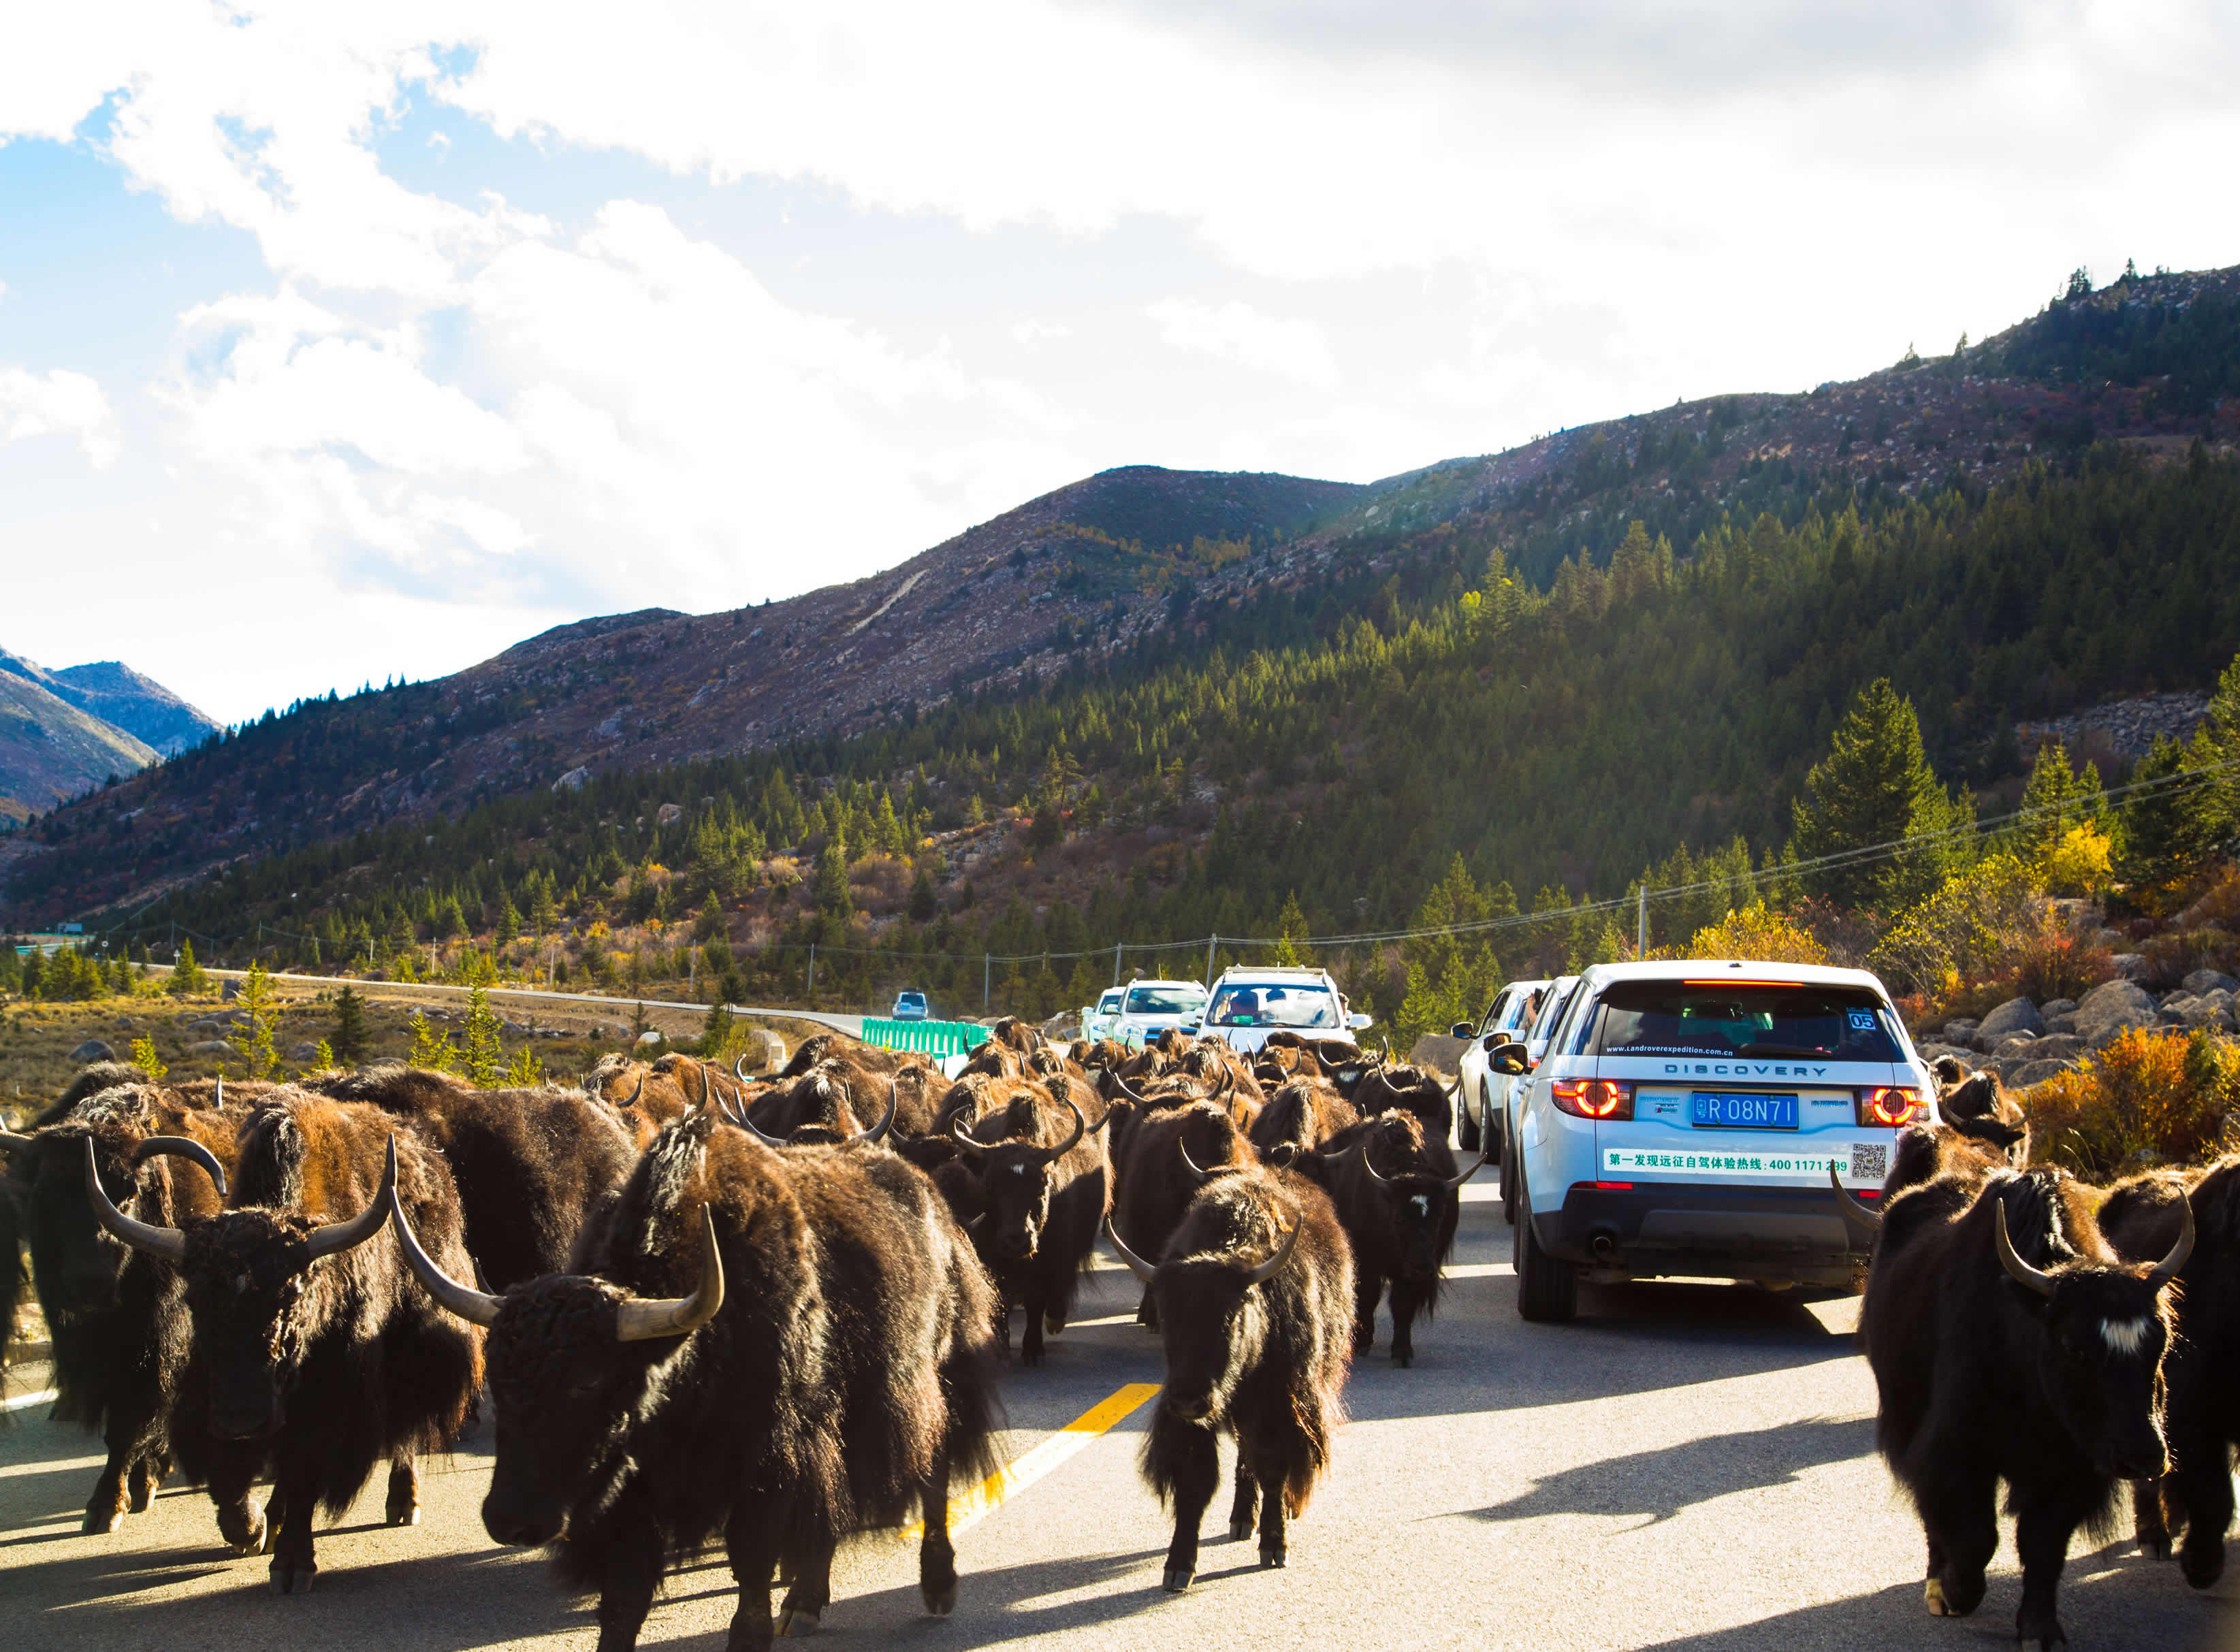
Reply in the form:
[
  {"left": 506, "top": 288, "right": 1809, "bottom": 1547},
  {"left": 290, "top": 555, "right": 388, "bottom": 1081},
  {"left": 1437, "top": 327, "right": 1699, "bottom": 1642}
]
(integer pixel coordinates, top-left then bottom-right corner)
[{"left": 910, "top": 1382, "right": 1160, "bottom": 1540}]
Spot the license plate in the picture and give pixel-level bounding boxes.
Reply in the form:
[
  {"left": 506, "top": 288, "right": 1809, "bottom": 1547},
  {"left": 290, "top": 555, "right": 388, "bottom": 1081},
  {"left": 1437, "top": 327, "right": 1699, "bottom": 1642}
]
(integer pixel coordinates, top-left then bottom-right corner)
[{"left": 1690, "top": 1092, "right": 1798, "bottom": 1130}]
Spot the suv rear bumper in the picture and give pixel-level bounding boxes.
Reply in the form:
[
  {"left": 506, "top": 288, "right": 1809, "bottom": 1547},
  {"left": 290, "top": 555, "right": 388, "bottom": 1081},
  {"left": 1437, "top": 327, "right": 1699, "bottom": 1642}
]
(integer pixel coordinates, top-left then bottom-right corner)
[{"left": 1534, "top": 1181, "right": 1874, "bottom": 1286}]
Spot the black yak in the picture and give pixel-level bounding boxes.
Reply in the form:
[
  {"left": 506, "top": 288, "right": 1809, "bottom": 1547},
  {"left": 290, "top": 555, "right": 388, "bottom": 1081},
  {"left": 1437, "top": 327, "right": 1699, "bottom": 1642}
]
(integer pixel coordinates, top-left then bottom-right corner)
[
  {"left": 1109, "top": 1163, "right": 1351, "bottom": 1590},
  {"left": 948, "top": 1091, "right": 1110, "bottom": 1365}
]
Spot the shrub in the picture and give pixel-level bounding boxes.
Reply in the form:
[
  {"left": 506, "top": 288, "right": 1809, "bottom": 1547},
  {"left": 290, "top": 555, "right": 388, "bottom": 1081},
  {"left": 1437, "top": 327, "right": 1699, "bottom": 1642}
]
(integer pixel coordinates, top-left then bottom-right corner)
[
  {"left": 1686, "top": 903, "right": 1829, "bottom": 965},
  {"left": 1868, "top": 854, "right": 2037, "bottom": 998},
  {"left": 2138, "top": 928, "right": 2240, "bottom": 990},
  {"left": 2008, "top": 927, "right": 2115, "bottom": 1004},
  {"left": 2042, "top": 824, "right": 2113, "bottom": 898},
  {"left": 2026, "top": 1025, "right": 2239, "bottom": 1178}
]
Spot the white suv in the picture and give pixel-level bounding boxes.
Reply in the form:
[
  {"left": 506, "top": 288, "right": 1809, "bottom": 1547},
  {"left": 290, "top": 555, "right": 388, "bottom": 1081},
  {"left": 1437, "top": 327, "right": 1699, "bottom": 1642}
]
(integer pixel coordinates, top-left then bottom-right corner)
[
  {"left": 1500, "top": 958, "right": 1936, "bottom": 1321},
  {"left": 1195, "top": 966, "right": 1371, "bottom": 1056},
  {"left": 1108, "top": 978, "right": 1212, "bottom": 1048},
  {"left": 1081, "top": 987, "right": 1125, "bottom": 1043},
  {"left": 1453, "top": 977, "right": 1551, "bottom": 1154}
]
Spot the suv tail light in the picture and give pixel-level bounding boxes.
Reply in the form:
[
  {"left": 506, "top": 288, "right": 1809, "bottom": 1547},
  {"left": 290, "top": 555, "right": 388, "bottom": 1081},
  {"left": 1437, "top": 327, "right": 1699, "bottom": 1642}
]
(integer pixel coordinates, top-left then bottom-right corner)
[
  {"left": 1856, "top": 1086, "right": 1923, "bottom": 1127},
  {"left": 1552, "top": 1079, "right": 1633, "bottom": 1120}
]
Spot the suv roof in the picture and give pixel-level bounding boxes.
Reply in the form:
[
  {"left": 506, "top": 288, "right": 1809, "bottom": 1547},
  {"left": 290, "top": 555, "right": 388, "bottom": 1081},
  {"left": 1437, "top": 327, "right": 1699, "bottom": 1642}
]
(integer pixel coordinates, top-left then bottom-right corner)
[
  {"left": 1574, "top": 958, "right": 1892, "bottom": 992},
  {"left": 1123, "top": 977, "right": 1206, "bottom": 990}
]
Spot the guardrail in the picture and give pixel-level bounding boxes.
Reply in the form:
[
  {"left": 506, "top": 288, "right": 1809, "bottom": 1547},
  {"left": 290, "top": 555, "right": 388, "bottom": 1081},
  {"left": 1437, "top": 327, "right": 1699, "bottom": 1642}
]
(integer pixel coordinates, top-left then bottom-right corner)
[{"left": 860, "top": 1019, "right": 992, "bottom": 1058}]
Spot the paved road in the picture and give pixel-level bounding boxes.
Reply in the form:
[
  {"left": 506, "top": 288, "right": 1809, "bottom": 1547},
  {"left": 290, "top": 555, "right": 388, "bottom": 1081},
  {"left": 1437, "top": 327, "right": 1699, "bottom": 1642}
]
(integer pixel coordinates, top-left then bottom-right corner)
[
  {"left": 180, "top": 965, "right": 867, "bottom": 1039},
  {"left": 4, "top": 1182, "right": 2233, "bottom": 1652}
]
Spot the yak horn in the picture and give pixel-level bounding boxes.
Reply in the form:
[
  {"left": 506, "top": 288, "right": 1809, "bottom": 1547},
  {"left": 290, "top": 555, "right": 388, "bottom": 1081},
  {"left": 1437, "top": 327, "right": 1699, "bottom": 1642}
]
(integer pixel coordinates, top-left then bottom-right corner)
[
  {"left": 214, "top": 1074, "right": 222, "bottom": 1107},
  {"left": 131, "top": 1135, "right": 229, "bottom": 1198},
  {"left": 690, "top": 1060, "right": 711, "bottom": 1112},
  {"left": 1243, "top": 1218, "right": 1303, "bottom": 1286},
  {"left": 388, "top": 1141, "right": 502, "bottom": 1327},
  {"left": 848, "top": 1080, "right": 898, "bottom": 1146},
  {"left": 1829, "top": 1164, "right": 1883, "bottom": 1231},
  {"left": 1113, "top": 1073, "right": 1153, "bottom": 1107},
  {"left": 2145, "top": 1194, "right": 2196, "bottom": 1289},
  {"left": 305, "top": 1136, "right": 399, "bottom": 1261},
  {"left": 1034, "top": 1099, "right": 1085, "bottom": 1163},
  {"left": 0, "top": 1129, "right": 33, "bottom": 1151},
  {"left": 1992, "top": 1198, "right": 2057, "bottom": 1299},
  {"left": 615, "top": 1206, "right": 726, "bottom": 1342},
  {"left": 1106, "top": 1216, "right": 1158, "bottom": 1284},
  {"left": 1178, "top": 1139, "right": 1223, "bottom": 1185},
  {"left": 731, "top": 1099, "right": 788, "bottom": 1149},
  {"left": 1444, "top": 1144, "right": 1489, "bottom": 1191},
  {"left": 1352, "top": 1138, "right": 1393, "bottom": 1186},
  {"left": 948, "top": 1114, "right": 989, "bottom": 1156},
  {"left": 624, "top": 1071, "right": 647, "bottom": 1110},
  {"left": 82, "top": 1137, "right": 185, "bottom": 1263},
  {"left": 735, "top": 1052, "right": 754, "bottom": 1084}
]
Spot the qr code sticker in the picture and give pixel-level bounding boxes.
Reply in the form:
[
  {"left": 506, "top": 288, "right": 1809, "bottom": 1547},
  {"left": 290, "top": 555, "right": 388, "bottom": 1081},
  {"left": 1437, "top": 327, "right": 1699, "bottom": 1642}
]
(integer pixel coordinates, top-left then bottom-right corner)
[{"left": 1850, "top": 1142, "right": 1889, "bottom": 1182}]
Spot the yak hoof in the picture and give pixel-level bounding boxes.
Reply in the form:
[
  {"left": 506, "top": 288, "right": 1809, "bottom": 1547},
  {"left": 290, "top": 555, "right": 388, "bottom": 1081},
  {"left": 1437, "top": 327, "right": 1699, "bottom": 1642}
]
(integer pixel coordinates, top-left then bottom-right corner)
[
  {"left": 922, "top": 1581, "right": 957, "bottom": 1617},
  {"left": 2180, "top": 1542, "right": 2226, "bottom": 1590},
  {"left": 1228, "top": 1518, "right": 1253, "bottom": 1542},
  {"left": 775, "top": 1606, "right": 820, "bottom": 1637},
  {"left": 83, "top": 1506, "right": 124, "bottom": 1536},
  {"left": 1162, "top": 1568, "right": 1194, "bottom": 1593},
  {"left": 269, "top": 1560, "right": 315, "bottom": 1596},
  {"left": 1394, "top": 1349, "right": 1414, "bottom": 1370},
  {"left": 1044, "top": 1311, "right": 1066, "bottom": 1335},
  {"left": 2016, "top": 1611, "right": 2067, "bottom": 1651},
  {"left": 2139, "top": 1534, "right": 2171, "bottom": 1561},
  {"left": 1259, "top": 1544, "right": 1286, "bottom": 1570},
  {"left": 228, "top": 1511, "right": 271, "bottom": 1557},
  {"left": 1925, "top": 1578, "right": 1950, "bottom": 1617},
  {"left": 388, "top": 1503, "right": 421, "bottom": 1527},
  {"left": 1022, "top": 1347, "right": 1044, "bottom": 1368}
]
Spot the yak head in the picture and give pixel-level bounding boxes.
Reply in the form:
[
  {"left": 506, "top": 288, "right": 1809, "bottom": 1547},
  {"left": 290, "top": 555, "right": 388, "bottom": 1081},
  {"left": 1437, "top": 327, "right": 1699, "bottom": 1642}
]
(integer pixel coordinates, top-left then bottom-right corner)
[
  {"left": 389, "top": 1170, "right": 724, "bottom": 1548},
  {"left": 951, "top": 1097, "right": 1087, "bottom": 1265},
  {"left": 1110, "top": 1196, "right": 1300, "bottom": 1426},
  {"left": 1351, "top": 1118, "right": 1484, "bottom": 1280},
  {"left": 81, "top": 1131, "right": 388, "bottom": 1440},
  {"left": 1989, "top": 1180, "right": 2190, "bottom": 1483}
]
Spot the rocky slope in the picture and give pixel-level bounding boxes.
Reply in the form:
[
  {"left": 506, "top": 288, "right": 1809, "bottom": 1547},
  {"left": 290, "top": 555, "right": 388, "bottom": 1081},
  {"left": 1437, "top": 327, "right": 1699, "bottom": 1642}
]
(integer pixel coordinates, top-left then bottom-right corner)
[{"left": 0, "top": 666, "right": 157, "bottom": 822}]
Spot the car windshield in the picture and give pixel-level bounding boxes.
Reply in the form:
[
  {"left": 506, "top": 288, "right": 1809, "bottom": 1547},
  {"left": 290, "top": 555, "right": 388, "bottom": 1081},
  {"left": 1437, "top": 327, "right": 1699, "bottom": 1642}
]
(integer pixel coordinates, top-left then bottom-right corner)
[
  {"left": 1594, "top": 980, "right": 1902, "bottom": 1061},
  {"left": 1208, "top": 983, "right": 1339, "bottom": 1029},
  {"left": 1125, "top": 986, "right": 1205, "bottom": 1016}
]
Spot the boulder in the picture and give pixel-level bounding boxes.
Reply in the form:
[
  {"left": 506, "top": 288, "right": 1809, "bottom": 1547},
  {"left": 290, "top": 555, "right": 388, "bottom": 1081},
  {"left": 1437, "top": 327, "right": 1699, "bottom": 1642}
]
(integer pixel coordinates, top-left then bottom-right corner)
[
  {"left": 1916, "top": 1042, "right": 1975, "bottom": 1069},
  {"left": 551, "top": 766, "right": 592, "bottom": 794},
  {"left": 735, "top": 1028, "right": 786, "bottom": 1074},
  {"left": 2075, "top": 979, "right": 2158, "bottom": 1047},
  {"left": 221, "top": 977, "right": 242, "bottom": 1001},
  {"left": 186, "top": 1039, "right": 234, "bottom": 1054},
  {"left": 2046, "top": 1014, "right": 2079, "bottom": 1036},
  {"left": 68, "top": 1039, "right": 116, "bottom": 1064},
  {"left": 289, "top": 1041, "right": 323, "bottom": 1063},
  {"left": 2184, "top": 969, "right": 2240, "bottom": 997},
  {"left": 2011, "top": 1058, "right": 2075, "bottom": 1090},
  {"left": 2109, "top": 954, "right": 2149, "bottom": 981},
  {"left": 1991, "top": 1035, "right": 2043, "bottom": 1061},
  {"left": 2039, "top": 998, "right": 2079, "bottom": 1018},
  {"left": 1941, "top": 1018, "right": 1981, "bottom": 1043},
  {"left": 2175, "top": 999, "right": 2237, "bottom": 1032},
  {"left": 1977, "top": 997, "right": 2045, "bottom": 1044},
  {"left": 1409, "top": 1033, "right": 1470, "bottom": 1076},
  {"left": 635, "top": 1029, "right": 662, "bottom": 1048}
]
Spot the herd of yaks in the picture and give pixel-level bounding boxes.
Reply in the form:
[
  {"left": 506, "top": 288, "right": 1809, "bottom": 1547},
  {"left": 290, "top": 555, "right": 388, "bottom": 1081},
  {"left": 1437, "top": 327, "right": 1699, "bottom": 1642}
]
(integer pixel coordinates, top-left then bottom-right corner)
[
  {"left": 0, "top": 1021, "right": 1474, "bottom": 1644},
  {"left": 4, "top": 1027, "right": 2235, "bottom": 1651}
]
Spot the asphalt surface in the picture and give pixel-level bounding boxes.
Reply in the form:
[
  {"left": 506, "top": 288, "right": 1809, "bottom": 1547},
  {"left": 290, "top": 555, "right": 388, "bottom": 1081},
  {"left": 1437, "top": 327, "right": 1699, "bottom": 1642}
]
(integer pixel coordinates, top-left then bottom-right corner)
[{"left": 4, "top": 1181, "right": 2234, "bottom": 1652}]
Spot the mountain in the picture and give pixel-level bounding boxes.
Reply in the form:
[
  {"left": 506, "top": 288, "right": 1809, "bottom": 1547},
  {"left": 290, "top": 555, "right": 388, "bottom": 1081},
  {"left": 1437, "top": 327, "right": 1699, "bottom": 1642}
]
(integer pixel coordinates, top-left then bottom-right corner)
[
  {"left": 0, "top": 666, "right": 157, "bottom": 823},
  {"left": 4, "top": 261, "right": 2239, "bottom": 933},
  {"left": 37, "top": 659, "right": 222, "bottom": 757}
]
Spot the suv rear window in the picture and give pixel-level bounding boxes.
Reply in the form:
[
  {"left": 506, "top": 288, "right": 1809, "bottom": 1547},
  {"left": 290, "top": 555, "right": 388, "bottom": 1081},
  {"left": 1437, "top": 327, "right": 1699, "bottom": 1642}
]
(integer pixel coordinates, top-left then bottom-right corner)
[
  {"left": 1592, "top": 980, "right": 1902, "bottom": 1062},
  {"left": 1209, "top": 983, "right": 1339, "bottom": 1029}
]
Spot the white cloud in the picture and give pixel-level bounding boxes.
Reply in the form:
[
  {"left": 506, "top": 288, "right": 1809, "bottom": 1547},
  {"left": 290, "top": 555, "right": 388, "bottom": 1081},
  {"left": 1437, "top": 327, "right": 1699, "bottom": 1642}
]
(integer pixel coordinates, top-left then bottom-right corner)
[
  {"left": 1148, "top": 298, "right": 1339, "bottom": 389},
  {"left": 0, "top": 366, "right": 119, "bottom": 468}
]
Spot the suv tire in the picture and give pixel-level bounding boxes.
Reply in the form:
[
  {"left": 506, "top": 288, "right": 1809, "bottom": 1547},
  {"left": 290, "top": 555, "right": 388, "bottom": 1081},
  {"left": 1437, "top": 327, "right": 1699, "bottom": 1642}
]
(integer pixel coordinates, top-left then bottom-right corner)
[
  {"left": 1497, "top": 1114, "right": 1517, "bottom": 1226},
  {"left": 1457, "top": 1095, "right": 1481, "bottom": 1154},
  {"left": 1513, "top": 1160, "right": 1577, "bottom": 1323}
]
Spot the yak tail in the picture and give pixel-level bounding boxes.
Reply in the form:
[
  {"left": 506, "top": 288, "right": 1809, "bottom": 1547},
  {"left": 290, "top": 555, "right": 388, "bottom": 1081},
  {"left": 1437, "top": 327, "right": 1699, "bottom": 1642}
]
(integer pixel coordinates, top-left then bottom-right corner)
[
  {"left": 1281, "top": 1389, "right": 1336, "bottom": 1517},
  {"left": 938, "top": 1336, "right": 1004, "bottom": 1493}
]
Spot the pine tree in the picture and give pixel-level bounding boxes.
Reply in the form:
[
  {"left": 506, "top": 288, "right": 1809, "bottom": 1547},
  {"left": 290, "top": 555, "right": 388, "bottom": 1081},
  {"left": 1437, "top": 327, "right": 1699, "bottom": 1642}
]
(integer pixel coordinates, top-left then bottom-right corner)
[
  {"left": 1272, "top": 892, "right": 1309, "bottom": 966},
  {"left": 168, "top": 939, "right": 207, "bottom": 998},
  {"left": 494, "top": 890, "right": 521, "bottom": 946},
  {"left": 2115, "top": 730, "right": 2222, "bottom": 903},
  {"left": 527, "top": 875, "right": 558, "bottom": 937},
  {"left": 236, "top": 960, "right": 281, "bottom": 1082},
  {"left": 406, "top": 1010, "right": 456, "bottom": 1073},
  {"left": 814, "top": 837, "right": 853, "bottom": 920},
  {"left": 129, "top": 1035, "right": 167, "bottom": 1082},
  {"left": 461, "top": 984, "right": 502, "bottom": 1086},
  {"left": 330, "top": 983, "right": 369, "bottom": 1065},
  {"left": 1789, "top": 679, "right": 1969, "bottom": 909}
]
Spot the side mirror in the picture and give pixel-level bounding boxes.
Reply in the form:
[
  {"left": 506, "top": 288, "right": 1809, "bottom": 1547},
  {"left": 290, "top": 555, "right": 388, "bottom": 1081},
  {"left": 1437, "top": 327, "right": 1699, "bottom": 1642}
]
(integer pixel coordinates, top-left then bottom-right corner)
[
  {"left": 1450, "top": 1022, "right": 1475, "bottom": 1040},
  {"left": 1488, "top": 1041, "right": 1529, "bottom": 1077},
  {"left": 1347, "top": 1013, "right": 1373, "bottom": 1031}
]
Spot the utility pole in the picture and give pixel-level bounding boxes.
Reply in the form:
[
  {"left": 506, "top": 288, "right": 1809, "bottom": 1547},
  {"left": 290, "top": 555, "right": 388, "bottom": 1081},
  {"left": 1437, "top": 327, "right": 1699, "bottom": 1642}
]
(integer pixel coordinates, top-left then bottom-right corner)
[
  {"left": 1113, "top": 941, "right": 1123, "bottom": 987},
  {"left": 984, "top": 952, "right": 991, "bottom": 1012},
  {"left": 1637, "top": 886, "right": 1648, "bottom": 959},
  {"left": 807, "top": 943, "right": 816, "bottom": 998},
  {"left": 1205, "top": 933, "right": 1217, "bottom": 988}
]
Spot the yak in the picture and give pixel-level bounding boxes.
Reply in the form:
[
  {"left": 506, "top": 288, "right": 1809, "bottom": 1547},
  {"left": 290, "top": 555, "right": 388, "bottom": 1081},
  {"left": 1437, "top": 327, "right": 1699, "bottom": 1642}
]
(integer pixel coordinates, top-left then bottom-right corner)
[
  {"left": 1351, "top": 1063, "right": 1454, "bottom": 1142},
  {"left": 1247, "top": 1077, "right": 1358, "bottom": 1161},
  {"left": 1279, "top": 1111, "right": 1484, "bottom": 1367},
  {"left": 314, "top": 1066, "right": 636, "bottom": 1289},
  {"left": 948, "top": 1090, "right": 1109, "bottom": 1365},
  {"left": 86, "top": 1097, "right": 483, "bottom": 1593},
  {"left": 388, "top": 1107, "right": 999, "bottom": 1651},
  {"left": 1840, "top": 1161, "right": 2192, "bottom": 1649},
  {"left": 1113, "top": 1101, "right": 1255, "bottom": 1331},
  {"left": 1108, "top": 1162, "right": 1351, "bottom": 1590},
  {"left": 0, "top": 1084, "right": 246, "bottom": 1532},
  {"left": 2099, "top": 1159, "right": 2240, "bottom": 1586}
]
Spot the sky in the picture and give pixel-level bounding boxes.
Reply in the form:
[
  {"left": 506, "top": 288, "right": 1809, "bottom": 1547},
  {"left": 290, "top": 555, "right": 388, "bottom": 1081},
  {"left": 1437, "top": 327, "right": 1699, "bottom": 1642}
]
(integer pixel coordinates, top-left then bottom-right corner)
[{"left": 1, "top": 2, "right": 2234, "bottom": 726}]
